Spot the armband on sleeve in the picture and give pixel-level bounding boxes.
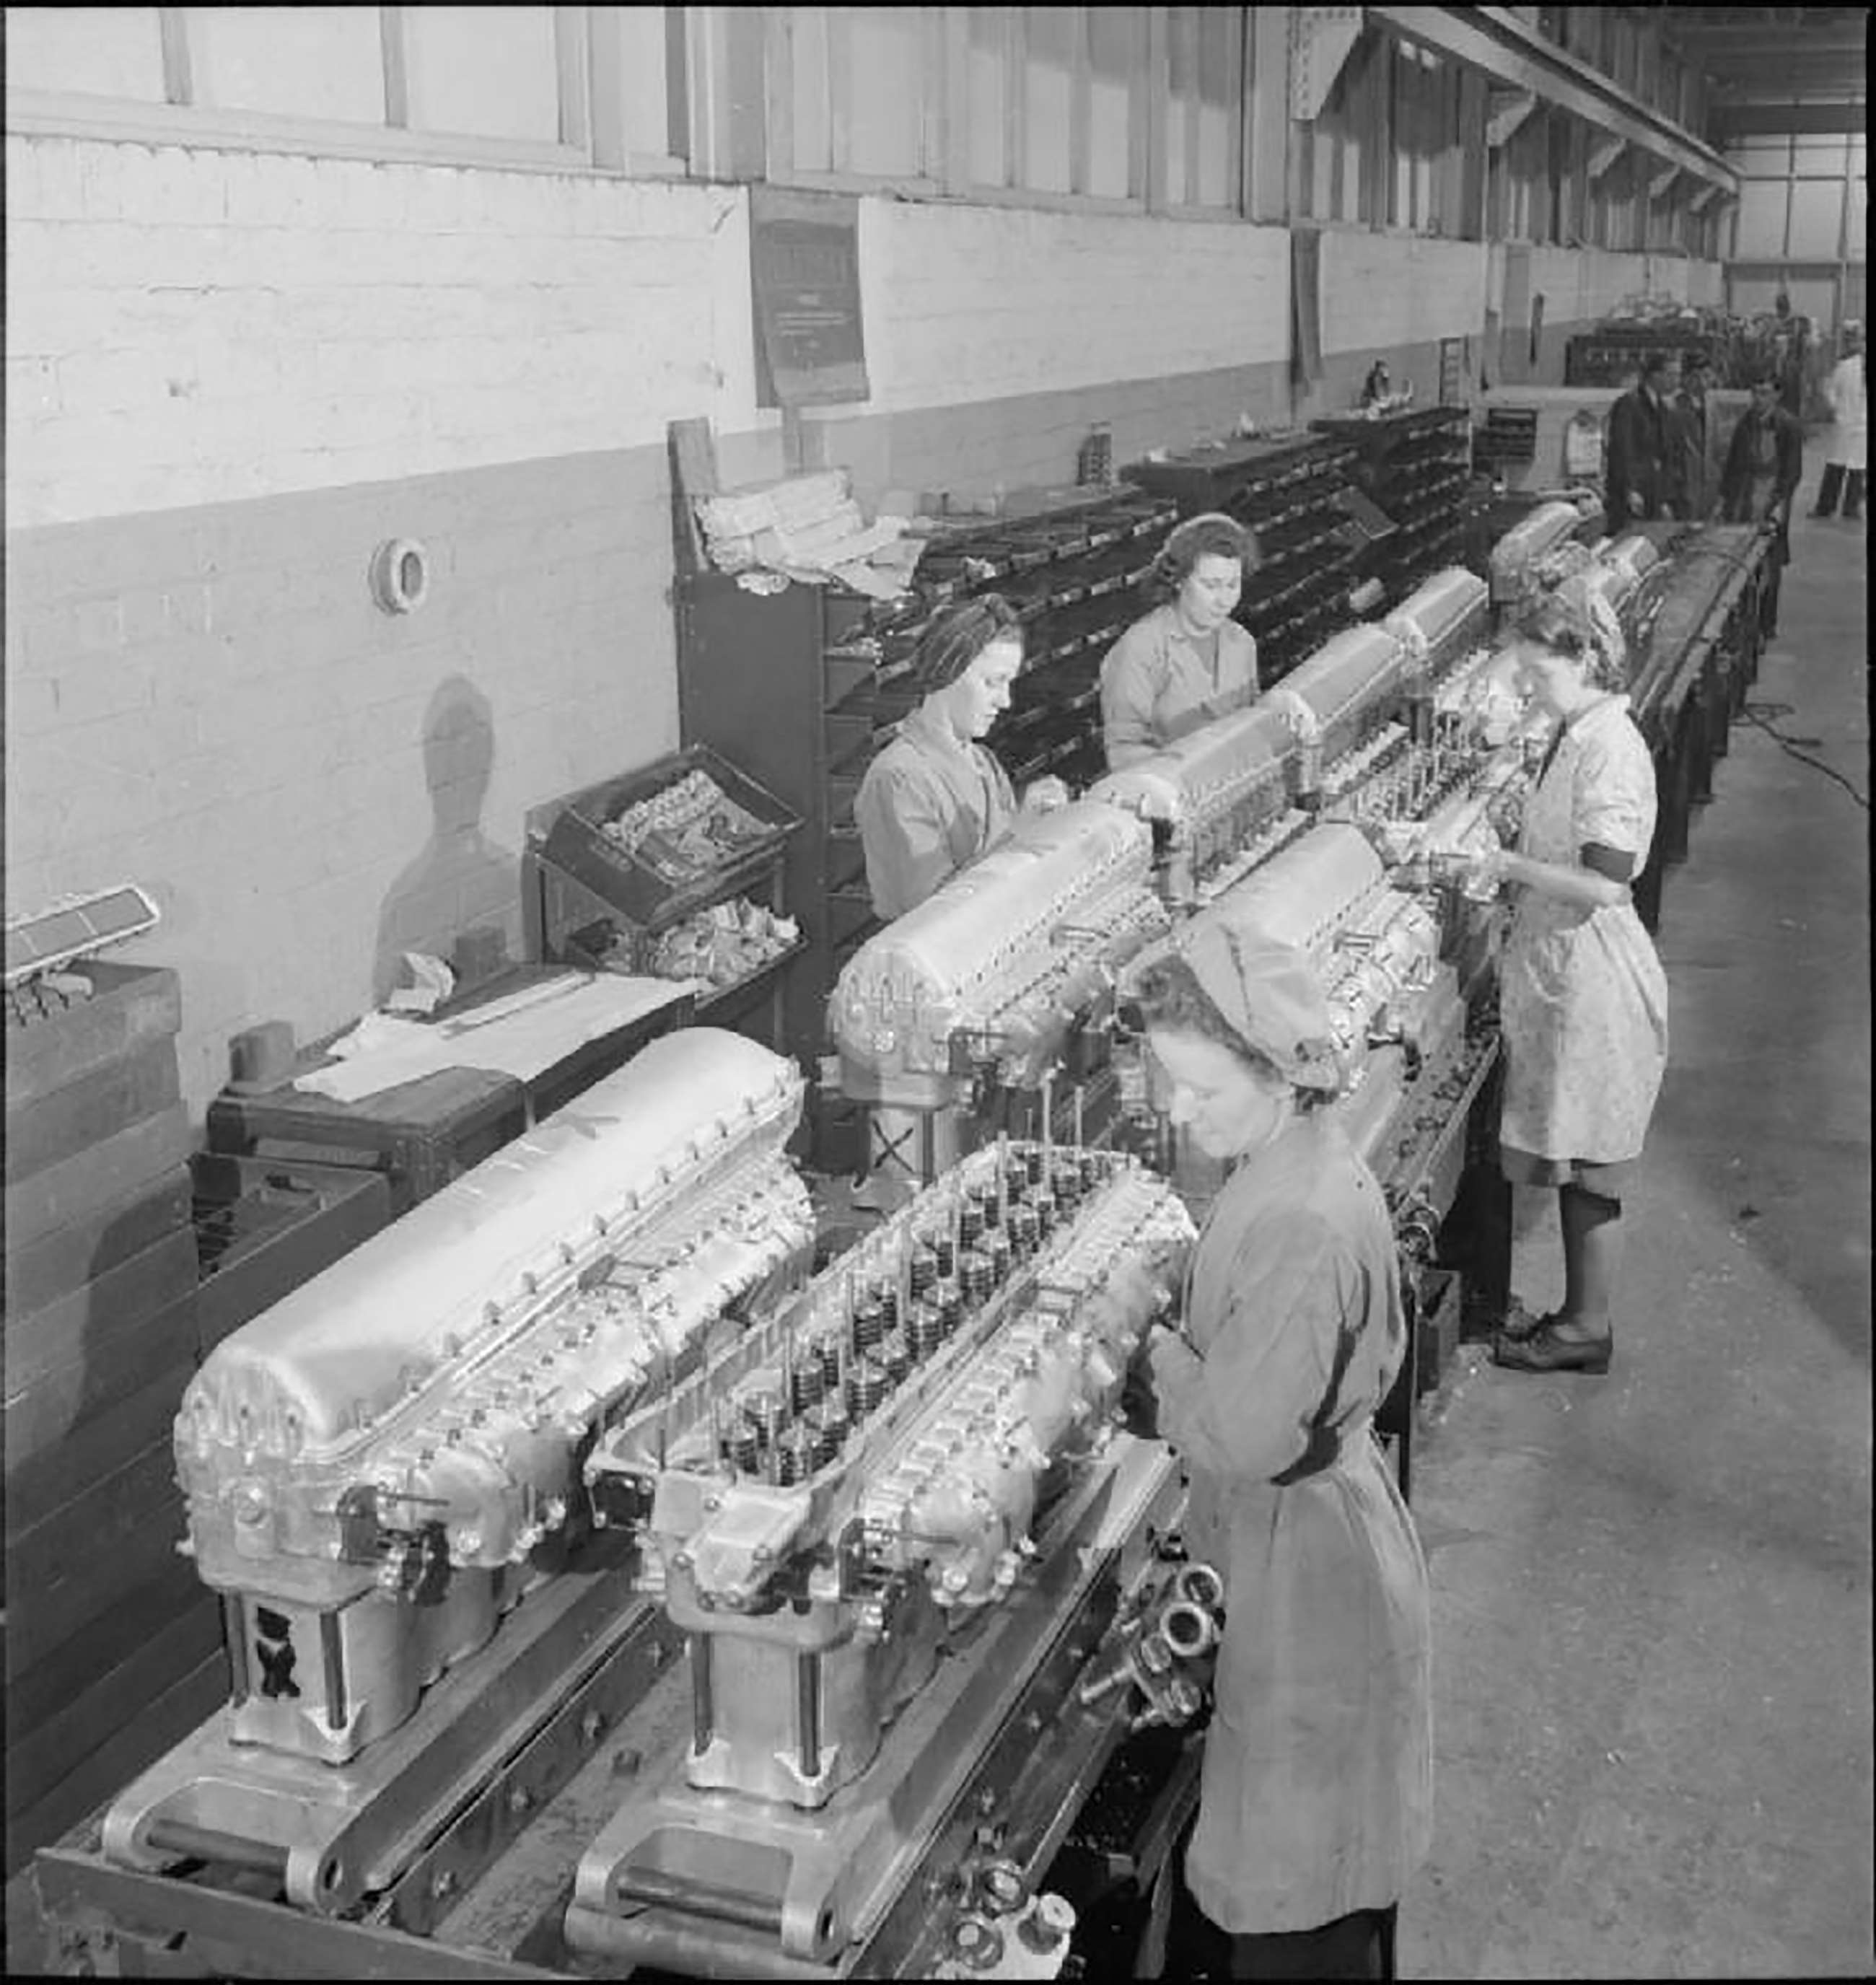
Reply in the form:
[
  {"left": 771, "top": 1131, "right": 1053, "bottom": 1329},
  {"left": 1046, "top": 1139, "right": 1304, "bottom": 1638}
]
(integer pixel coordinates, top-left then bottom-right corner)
[{"left": 1580, "top": 841, "right": 1636, "bottom": 884}]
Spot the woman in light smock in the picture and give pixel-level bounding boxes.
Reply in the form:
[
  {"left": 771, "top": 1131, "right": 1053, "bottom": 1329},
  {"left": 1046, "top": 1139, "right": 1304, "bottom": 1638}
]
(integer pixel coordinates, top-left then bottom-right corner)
[
  {"left": 855, "top": 595, "right": 1064, "bottom": 922},
  {"left": 1452, "top": 591, "right": 1670, "bottom": 1376},
  {"left": 1100, "top": 513, "right": 1312, "bottom": 772},
  {"left": 1130, "top": 923, "right": 1432, "bottom": 1981},
  {"left": 1810, "top": 320, "right": 1865, "bottom": 522}
]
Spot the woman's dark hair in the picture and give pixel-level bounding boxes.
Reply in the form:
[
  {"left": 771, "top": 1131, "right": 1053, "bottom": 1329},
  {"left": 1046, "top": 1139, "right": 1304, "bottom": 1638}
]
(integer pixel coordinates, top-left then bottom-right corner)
[
  {"left": 1130, "top": 954, "right": 1331, "bottom": 1113},
  {"left": 911, "top": 593, "right": 1023, "bottom": 691},
  {"left": 1141, "top": 513, "right": 1260, "bottom": 608},
  {"left": 1513, "top": 591, "right": 1626, "bottom": 693}
]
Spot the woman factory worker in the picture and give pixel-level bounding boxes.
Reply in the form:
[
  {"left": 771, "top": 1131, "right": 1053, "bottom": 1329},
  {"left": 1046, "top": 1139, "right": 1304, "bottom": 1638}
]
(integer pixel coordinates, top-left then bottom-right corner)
[
  {"left": 1128, "top": 923, "right": 1432, "bottom": 1982},
  {"left": 855, "top": 595, "right": 1065, "bottom": 921},
  {"left": 1100, "top": 512, "right": 1312, "bottom": 772},
  {"left": 1450, "top": 589, "right": 1670, "bottom": 1376}
]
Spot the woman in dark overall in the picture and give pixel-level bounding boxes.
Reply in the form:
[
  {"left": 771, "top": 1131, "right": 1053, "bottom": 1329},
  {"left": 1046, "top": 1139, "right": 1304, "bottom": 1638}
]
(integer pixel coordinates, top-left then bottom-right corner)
[{"left": 1130, "top": 921, "right": 1432, "bottom": 1980}]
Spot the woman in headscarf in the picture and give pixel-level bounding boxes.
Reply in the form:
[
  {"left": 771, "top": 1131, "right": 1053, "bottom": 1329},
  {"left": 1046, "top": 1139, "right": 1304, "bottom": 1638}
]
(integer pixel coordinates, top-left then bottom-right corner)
[
  {"left": 1099, "top": 512, "right": 1312, "bottom": 773},
  {"left": 854, "top": 595, "right": 1065, "bottom": 921},
  {"left": 1129, "top": 921, "right": 1432, "bottom": 1981},
  {"left": 1449, "top": 590, "right": 1670, "bottom": 1375}
]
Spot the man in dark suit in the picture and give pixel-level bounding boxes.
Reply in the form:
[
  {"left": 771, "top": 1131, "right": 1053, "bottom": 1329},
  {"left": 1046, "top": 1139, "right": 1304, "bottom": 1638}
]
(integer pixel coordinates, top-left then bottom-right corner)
[
  {"left": 1670, "top": 353, "right": 1715, "bottom": 521},
  {"left": 1604, "top": 352, "right": 1680, "bottom": 526},
  {"left": 1719, "top": 373, "right": 1805, "bottom": 639}
]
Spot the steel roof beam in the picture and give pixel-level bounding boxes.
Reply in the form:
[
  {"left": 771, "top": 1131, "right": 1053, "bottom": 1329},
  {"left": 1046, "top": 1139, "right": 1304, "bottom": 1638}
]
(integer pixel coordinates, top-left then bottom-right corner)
[{"left": 1365, "top": 4, "right": 1737, "bottom": 193}]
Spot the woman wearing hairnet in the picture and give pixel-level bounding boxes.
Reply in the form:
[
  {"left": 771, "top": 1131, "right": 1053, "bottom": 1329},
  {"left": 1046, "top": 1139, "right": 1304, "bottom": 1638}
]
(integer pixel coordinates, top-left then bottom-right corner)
[
  {"left": 1100, "top": 512, "right": 1313, "bottom": 773},
  {"left": 1129, "top": 921, "right": 1432, "bottom": 1981},
  {"left": 1450, "top": 587, "right": 1670, "bottom": 1375},
  {"left": 855, "top": 594, "right": 1066, "bottom": 921}
]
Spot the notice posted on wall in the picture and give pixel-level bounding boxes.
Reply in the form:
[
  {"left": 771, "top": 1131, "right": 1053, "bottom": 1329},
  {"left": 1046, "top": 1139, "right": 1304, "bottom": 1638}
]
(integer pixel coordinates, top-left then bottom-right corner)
[{"left": 750, "top": 184, "right": 870, "bottom": 408}]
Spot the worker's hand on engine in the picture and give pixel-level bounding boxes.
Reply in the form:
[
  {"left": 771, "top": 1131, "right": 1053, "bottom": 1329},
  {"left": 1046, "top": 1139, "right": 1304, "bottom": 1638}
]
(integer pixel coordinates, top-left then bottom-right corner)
[
  {"left": 1118, "top": 1344, "right": 1161, "bottom": 1440},
  {"left": 1484, "top": 791, "right": 1525, "bottom": 846},
  {"left": 1022, "top": 776, "right": 1071, "bottom": 815},
  {"left": 1430, "top": 847, "right": 1507, "bottom": 897},
  {"left": 1263, "top": 686, "right": 1320, "bottom": 744}
]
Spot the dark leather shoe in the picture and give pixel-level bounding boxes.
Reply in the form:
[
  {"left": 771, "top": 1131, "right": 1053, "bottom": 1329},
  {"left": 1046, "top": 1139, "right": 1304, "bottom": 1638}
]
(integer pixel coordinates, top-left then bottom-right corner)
[
  {"left": 1493, "top": 1320, "right": 1613, "bottom": 1374},
  {"left": 1497, "top": 1298, "right": 1555, "bottom": 1344}
]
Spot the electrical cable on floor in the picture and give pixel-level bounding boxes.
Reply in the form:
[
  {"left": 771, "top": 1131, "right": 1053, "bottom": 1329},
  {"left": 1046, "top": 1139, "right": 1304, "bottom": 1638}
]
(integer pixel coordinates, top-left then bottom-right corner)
[{"left": 1740, "top": 700, "right": 1870, "bottom": 810}]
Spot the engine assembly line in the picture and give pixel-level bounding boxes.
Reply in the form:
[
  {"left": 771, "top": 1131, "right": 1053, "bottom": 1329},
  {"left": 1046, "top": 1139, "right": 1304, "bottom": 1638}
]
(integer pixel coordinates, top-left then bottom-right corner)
[{"left": 19, "top": 501, "right": 1784, "bottom": 1983}]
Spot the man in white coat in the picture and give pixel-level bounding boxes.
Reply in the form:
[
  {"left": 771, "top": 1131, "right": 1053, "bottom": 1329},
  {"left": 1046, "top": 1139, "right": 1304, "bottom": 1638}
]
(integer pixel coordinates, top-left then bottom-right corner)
[{"left": 1810, "top": 321, "right": 1865, "bottom": 522}]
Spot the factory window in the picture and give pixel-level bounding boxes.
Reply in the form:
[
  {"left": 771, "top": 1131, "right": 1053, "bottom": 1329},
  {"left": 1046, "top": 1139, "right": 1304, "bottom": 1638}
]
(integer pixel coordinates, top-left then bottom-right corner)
[
  {"left": 1388, "top": 38, "right": 1450, "bottom": 232},
  {"left": 1021, "top": 4, "right": 1077, "bottom": 196},
  {"left": 771, "top": 5, "right": 1247, "bottom": 216},
  {"left": 1162, "top": 5, "right": 1242, "bottom": 211},
  {"left": 190, "top": 6, "right": 387, "bottom": 127},
  {"left": 1311, "top": 25, "right": 1385, "bottom": 226},
  {"left": 4, "top": 5, "right": 688, "bottom": 175},
  {"left": 5, "top": 6, "right": 172, "bottom": 105},
  {"left": 1083, "top": 6, "right": 1139, "bottom": 201}
]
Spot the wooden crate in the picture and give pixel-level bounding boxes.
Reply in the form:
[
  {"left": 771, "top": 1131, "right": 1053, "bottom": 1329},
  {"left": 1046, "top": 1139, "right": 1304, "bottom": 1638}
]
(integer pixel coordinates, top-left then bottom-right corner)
[
  {"left": 5, "top": 1601, "right": 224, "bottom": 1823},
  {"left": 5, "top": 1433, "right": 195, "bottom": 1673},
  {"left": 5, "top": 1354, "right": 196, "bottom": 1540},
  {"left": 2, "top": 1554, "right": 212, "bottom": 1734},
  {"left": 4, "top": 963, "right": 180, "bottom": 1118},
  {"left": 4, "top": 1103, "right": 191, "bottom": 1256},
  {"left": 4, "top": 1286, "right": 201, "bottom": 1473},
  {"left": 4, "top": 1037, "right": 181, "bottom": 1186},
  {"left": 4, "top": 1646, "right": 227, "bottom": 1879},
  {"left": 5, "top": 1225, "right": 199, "bottom": 1403},
  {"left": 4, "top": 1162, "right": 193, "bottom": 1321},
  {"left": 192, "top": 1153, "right": 393, "bottom": 1357}
]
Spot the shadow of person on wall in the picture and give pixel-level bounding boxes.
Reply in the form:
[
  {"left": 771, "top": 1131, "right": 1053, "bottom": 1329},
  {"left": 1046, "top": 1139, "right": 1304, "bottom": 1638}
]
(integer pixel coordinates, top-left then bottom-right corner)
[{"left": 372, "top": 676, "right": 521, "bottom": 1007}]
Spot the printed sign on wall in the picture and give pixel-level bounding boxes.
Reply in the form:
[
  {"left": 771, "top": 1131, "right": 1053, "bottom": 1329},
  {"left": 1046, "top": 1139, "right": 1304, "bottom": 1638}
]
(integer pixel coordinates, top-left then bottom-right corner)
[{"left": 750, "top": 185, "right": 870, "bottom": 408}]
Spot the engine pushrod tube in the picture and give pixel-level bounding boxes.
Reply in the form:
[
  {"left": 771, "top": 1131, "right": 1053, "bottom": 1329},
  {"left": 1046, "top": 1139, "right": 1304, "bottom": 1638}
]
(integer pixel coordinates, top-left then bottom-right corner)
[
  {"left": 222, "top": 1595, "right": 249, "bottom": 1706},
  {"left": 320, "top": 1610, "right": 348, "bottom": 1733},
  {"left": 691, "top": 1632, "right": 713, "bottom": 1756},
  {"left": 610, "top": 1868, "right": 786, "bottom": 1938},
  {"left": 797, "top": 1649, "right": 822, "bottom": 1781}
]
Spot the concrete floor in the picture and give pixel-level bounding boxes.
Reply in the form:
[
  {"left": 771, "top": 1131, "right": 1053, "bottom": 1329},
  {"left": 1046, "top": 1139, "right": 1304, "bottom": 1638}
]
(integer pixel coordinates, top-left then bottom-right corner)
[{"left": 1401, "top": 507, "right": 1872, "bottom": 1980}]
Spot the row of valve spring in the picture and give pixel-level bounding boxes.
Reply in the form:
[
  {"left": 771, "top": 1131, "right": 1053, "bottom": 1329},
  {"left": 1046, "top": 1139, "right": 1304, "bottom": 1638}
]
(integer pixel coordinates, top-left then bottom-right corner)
[{"left": 716, "top": 1149, "right": 1116, "bottom": 1485}]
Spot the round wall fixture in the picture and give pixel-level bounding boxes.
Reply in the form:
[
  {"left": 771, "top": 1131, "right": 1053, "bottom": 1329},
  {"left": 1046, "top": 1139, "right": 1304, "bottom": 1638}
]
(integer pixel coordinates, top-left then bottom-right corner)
[{"left": 369, "top": 538, "right": 431, "bottom": 615}]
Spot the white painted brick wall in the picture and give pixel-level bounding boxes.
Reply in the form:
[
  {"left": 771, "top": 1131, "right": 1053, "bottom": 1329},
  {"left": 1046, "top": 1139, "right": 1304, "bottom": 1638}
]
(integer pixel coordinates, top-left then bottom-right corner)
[
  {"left": 854, "top": 201, "right": 1293, "bottom": 410},
  {"left": 1318, "top": 233, "right": 1490, "bottom": 354},
  {"left": 4, "top": 134, "right": 768, "bottom": 528}
]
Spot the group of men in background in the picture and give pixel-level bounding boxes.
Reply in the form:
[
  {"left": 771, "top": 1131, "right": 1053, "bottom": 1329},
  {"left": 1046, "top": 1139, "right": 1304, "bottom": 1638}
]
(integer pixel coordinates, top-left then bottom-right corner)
[{"left": 1600, "top": 321, "right": 1865, "bottom": 641}]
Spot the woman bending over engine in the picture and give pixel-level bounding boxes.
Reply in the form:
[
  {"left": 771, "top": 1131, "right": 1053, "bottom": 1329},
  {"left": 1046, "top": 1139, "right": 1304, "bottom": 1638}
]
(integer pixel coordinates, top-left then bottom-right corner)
[
  {"left": 1099, "top": 512, "right": 1312, "bottom": 773},
  {"left": 855, "top": 595, "right": 1065, "bottom": 922},
  {"left": 1130, "top": 922, "right": 1432, "bottom": 1981}
]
